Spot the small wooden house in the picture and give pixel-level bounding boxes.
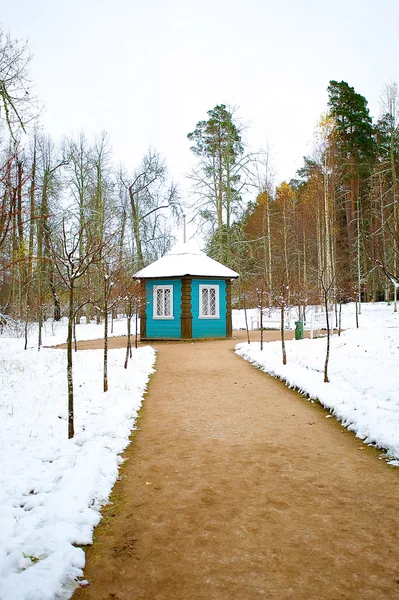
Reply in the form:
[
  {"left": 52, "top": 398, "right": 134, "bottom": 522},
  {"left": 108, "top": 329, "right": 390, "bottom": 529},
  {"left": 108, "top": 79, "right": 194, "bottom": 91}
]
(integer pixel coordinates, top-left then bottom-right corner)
[{"left": 134, "top": 241, "right": 239, "bottom": 341}]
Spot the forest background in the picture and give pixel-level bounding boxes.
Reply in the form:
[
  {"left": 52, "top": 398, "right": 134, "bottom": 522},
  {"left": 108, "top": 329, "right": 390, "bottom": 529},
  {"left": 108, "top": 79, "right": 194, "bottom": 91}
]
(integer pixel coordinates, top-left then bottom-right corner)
[{"left": 1, "top": 9, "right": 399, "bottom": 335}]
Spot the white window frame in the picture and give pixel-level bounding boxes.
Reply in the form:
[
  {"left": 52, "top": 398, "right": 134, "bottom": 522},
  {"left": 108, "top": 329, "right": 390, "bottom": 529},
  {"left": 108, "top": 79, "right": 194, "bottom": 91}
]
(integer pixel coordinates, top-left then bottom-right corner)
[
  {"left": 199, "top": 284, "right": 219, "bottom": 319},
  {"left": 153, "top": 285, "right": 174, "bottom": 319}
]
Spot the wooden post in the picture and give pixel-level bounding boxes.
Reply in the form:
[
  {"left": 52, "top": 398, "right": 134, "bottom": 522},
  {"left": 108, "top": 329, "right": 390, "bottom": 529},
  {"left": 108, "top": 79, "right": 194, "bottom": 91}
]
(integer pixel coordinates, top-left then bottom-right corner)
[
  {"left": 140, "top": 279, "right": 147, "bottom": 339},
  {"left": 226, "top": 279, "right": 232, "bottom": 338},
  {"left": 181, "top": 276, "right": 192, "bottom": 339}
]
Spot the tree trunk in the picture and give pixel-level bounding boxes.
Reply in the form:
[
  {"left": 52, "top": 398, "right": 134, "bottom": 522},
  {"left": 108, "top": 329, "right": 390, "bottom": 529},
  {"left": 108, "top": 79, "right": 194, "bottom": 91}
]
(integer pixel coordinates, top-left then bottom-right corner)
[
  {"left": 259, "top": 295, "right": 263, "bottom": 351},
  {"left": 217, "top": 145, "right": 223, "bottom": 229},
  {"left": 50, "top": 278, "right": 61, "bottom": 321},
  {"left": 124, "top": 314, "right": 131, "bottom": 369},
  {"left": 135, "top": 310, "right": 138, "bottom": 350},
  {"left": 16, "top": 159, "right": 26, "bottom": 317},
  {"left": 67, "top": 283, "right": 75, "bottom": 438},
  {"left": 283, "top": 203, "right": 289, "bottom": 288},
  {"left": 11, "top": 187, "right": 18, "bottom": 311},
  {"left": 265, "top": 193, "right": 272, "bottom": 306},
  {"left": 38, "top": 304, "right": 43, "bottom": 351},
  {"left": 324, "top": 291, "right": 330, "bottom": 383},
  {"left": 73, "top": 314, "right": 77, "bottom": 352},
  {"left": 119, "top": 207, "right": 127, "bottom": 262},
  {"left": 281, "top": 302, "right": 287, "bottom": 365},
  {"left": 36, "top": 171, "right": 48, "bottom": 347},
  {"left": 390, "top": 112, "right": 398, "bottom": 312},
  {"left": 103, "top": 278, "right": 108, "bottom": 392},
  {"left": 356, "top": 194, "right": 362, "bottom": 315},
  {"left": 129, "top": 187, "right": 144, "bottom": 269},
  {"left": 355, "top": 298, "right": 359, "bottom": 328},
  {"left": 243, "top": 292, "right": 250, "bottom": 345},
  {"left": 25, "top": 143, "right": 36, "bottom": 333},
  {"left": 24, "top": 303, "right": 29, "bottom": 350}
]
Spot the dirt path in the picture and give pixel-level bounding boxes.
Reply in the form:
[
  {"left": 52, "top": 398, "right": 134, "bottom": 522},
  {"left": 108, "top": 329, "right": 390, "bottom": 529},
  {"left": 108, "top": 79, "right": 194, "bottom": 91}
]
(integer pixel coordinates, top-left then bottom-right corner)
[{"left": 73, "top": 332, "right": 398, "bottom": 600}]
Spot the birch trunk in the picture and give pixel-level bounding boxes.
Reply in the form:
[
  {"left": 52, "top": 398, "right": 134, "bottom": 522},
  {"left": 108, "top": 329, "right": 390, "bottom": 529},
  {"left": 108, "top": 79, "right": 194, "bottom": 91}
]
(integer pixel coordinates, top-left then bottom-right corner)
[{"left": 324, "top": 289, "right": 330, "bottom": 383}]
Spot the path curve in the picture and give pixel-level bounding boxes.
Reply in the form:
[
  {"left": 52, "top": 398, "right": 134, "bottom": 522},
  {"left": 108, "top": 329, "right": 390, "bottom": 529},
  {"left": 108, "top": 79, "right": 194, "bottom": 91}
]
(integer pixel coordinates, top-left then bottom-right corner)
[{"left": 73, "top": 332, "right": 398, "bottom": 600}]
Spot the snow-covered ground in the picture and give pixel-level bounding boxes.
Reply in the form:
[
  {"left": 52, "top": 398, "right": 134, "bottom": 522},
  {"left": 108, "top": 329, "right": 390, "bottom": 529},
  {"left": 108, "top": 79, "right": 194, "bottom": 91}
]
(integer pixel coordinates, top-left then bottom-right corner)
[
  {"left": 235, "top": 302, "right": 399, "bottom": 464},
  {"left": 0, "top": 320, "right": 155, "bottom": 600},
  {"left": 1, "top": 304, "right": 398, "bottom": 599},
  {"left": 2, "top": 315, "right": 138, "bottom": 347}
]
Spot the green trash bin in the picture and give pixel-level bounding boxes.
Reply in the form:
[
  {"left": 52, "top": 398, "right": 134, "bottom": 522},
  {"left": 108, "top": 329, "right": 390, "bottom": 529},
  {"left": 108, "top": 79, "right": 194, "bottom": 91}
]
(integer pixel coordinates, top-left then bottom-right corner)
[{"left": 295, "top": 320, "right": 304, "bottom": 340}]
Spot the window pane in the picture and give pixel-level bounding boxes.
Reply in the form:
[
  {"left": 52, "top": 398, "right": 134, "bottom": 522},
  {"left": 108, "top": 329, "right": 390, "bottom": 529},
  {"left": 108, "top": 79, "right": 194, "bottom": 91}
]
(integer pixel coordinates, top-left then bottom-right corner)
[
  {"left": 209, "top": 288, "right": 216, "bottom": 315},
  {"left": 164, "top": 288, "right": 171, "bottom": 316},
  {"left": 202, "top": 288, "right": 208, "bottom": 315},
  {"left": 156, "top": 289, "right": 163, "bottom": 316}
]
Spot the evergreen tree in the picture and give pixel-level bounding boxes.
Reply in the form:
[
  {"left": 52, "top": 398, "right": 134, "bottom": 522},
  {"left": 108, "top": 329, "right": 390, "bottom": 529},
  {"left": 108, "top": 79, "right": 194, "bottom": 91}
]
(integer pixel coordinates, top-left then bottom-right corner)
[
  {"left": 327, "top": 81, "right": 376, "bottom": 293},
  {"left": 187, "top": 104, "right": 246, "bottom": 265},
  {"left": 328, "top": 80, "right": 375, "bottom": 165}
]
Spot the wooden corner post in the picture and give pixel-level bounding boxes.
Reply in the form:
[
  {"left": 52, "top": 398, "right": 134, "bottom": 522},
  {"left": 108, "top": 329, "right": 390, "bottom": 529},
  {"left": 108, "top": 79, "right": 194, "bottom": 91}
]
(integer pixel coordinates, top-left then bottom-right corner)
[
  {"left": 140, "top": 279, "right": 147, "bottom": 339},
  {"left": 226, "top": 279, "right": 232, "bottom": 338},
  {"left": 181, "top": 276, "right": 192, "bottom": 339}
]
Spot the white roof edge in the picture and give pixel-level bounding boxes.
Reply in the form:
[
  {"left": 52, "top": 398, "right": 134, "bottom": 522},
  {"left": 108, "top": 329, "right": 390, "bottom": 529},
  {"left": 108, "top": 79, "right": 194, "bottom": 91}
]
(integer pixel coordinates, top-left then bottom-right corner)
[
  {"left": 133, "top": 241, "right": 239, "bottom": 279},
  {"left": 135, "top": 271, "right": 239, "bottom": 279}
]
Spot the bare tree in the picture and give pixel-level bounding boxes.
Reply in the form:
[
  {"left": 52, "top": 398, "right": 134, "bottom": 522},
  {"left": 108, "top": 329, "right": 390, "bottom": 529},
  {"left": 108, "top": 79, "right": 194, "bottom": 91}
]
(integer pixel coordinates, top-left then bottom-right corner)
[
  {"left": 93, "top": 258, "right": 121, "bottom": 392},
  {"left": 272, "top": 282, "right": 290, "bottom": 366},
  {"left": 320, "top": 271, "right": 335, "bottom": 383},
  {"left": 115, "top": 264, "right": 145, "bottom": 368},
  {"left": 51, "top": 218, "right": 103, "bottom": 438},
  {"left": 238, "top": 276, "right": 257, "bottom": 345},
  {"left": 0, "top": 150, "right": 16, "bottom": 251},
  {"left": 121, "top": 149, "right": 180, "bottom": 269},
  {"left": 36, "top": 136, "right": 67, "bottom": 348},
  {"left": 63, "top": 133, "right": 96, "bottom": 323},
  {"left": 366, "top": 222, "right": 399, "bottom": 290},
  {"left": 0, "top": 26, "right": 38, "bottom": 140}
]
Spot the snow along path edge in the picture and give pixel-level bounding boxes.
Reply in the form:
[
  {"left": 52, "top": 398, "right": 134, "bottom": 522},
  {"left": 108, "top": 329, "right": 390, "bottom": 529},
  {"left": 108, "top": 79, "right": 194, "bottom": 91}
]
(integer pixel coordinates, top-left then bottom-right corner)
[
  {"left": 0, "top": 344, "right": 156, "bottom": 600},
  {"left": 235, "top": 330, "right": 399, "bottom": 463}
]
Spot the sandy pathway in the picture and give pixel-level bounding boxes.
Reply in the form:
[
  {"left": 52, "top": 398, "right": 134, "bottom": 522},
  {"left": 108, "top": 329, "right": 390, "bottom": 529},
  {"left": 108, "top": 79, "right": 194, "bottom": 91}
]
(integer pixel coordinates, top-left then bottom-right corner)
[{"left": 73, "top": 332, "right": 398, "bottom": 600}]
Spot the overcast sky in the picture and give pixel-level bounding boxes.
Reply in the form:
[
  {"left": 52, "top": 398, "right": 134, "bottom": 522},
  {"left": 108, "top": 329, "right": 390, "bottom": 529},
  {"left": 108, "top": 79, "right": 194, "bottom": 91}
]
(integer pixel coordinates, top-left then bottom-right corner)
[{"left": 3, "top": 0, "right": 399, "bottom": 198}]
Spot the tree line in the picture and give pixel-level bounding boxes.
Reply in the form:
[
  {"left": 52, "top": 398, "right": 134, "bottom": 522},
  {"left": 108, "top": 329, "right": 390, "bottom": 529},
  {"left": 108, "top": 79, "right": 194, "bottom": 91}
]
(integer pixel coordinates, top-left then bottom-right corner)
[
  {"left": 0, "top": 26, "right": 183, "bottom": 437},
  {"left": 2, "top": 32, "right": 399, "bottom": 329},
  {"left": 186, "top": 86, "right": 399, "bottom": 318},
  {"left": 3, "top": 23, "right": 397, "bottom": 332},
  {"left": 0, "top": 28, "right": 181, "bottom": 332}
]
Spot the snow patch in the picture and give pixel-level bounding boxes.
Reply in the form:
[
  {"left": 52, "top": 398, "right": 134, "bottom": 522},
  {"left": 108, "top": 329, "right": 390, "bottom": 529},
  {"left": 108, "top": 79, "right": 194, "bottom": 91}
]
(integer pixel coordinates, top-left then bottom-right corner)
[
  {"left": 0, "top": 334, "right": 155, "bottom": 600},
  {"left": 235, "top": 303, "right": 399, "bottom": 461}
]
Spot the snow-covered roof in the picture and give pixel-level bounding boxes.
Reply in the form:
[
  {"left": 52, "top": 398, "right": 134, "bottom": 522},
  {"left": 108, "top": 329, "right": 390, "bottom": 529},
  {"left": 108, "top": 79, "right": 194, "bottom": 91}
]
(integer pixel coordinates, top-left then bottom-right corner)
[{"left": 134, "top": 240, "right": 239, "bottom": 279}]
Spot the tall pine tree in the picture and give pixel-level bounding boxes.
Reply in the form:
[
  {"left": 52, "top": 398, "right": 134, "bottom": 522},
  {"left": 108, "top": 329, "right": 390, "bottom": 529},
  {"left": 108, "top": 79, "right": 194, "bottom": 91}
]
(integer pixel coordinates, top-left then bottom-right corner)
[
  {"left": 187, "top": 104, "right": 244, "bottom": 264},
  {"left": 327, "top": 81, "right": 376, "bottom": 297}
]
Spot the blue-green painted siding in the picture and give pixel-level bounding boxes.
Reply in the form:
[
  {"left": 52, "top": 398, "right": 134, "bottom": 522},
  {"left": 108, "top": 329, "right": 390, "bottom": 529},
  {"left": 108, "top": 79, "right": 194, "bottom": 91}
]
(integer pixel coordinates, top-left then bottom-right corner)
[
  {"left": 146, "top": 279, "right": 181, "bottom": 338},
  {"left": 192, "top": 279, "right": 226, "bottom": 338}
]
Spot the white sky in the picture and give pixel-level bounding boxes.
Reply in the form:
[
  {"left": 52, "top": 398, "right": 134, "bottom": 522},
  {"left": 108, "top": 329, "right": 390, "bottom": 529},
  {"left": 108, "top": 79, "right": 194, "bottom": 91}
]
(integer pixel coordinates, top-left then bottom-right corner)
[{"left": 3, "top": 0, "right": 399, "bottom": 197}]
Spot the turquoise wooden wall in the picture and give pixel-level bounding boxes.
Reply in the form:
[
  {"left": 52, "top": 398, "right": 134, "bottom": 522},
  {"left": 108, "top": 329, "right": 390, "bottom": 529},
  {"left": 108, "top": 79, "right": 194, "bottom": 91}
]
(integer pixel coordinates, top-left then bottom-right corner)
[
  {"left": 192, "top": 279, "right": 226, "bottom": 338},
  {"left": 145, "top": 279, "right": 181, "bottom": 338}
]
